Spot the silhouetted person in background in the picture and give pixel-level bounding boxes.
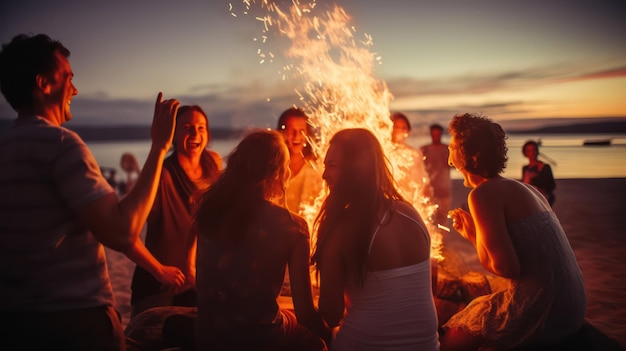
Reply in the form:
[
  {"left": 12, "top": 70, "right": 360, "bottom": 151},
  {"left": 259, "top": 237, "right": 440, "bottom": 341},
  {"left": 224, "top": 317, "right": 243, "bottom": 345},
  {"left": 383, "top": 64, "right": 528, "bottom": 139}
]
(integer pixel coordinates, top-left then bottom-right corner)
[
  {"left": 390, "top": 112, "right": 432, "bottom": 207},
  {"left": 120, "top": 152, "right": 141, "bottom": 195},
  {"left": 421, "top": 123, "right": 452, "bottom": 228},
  {"left": 521, "top": 140, "right": 556, "bottom": 206}
]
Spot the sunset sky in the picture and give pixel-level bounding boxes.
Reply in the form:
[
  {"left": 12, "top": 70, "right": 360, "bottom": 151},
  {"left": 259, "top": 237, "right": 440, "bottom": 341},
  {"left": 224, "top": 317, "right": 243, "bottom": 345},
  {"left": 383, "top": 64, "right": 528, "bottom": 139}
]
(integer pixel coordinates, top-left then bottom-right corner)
[{"left": 1, "top": 0, "right": 625, "bottom": 131}]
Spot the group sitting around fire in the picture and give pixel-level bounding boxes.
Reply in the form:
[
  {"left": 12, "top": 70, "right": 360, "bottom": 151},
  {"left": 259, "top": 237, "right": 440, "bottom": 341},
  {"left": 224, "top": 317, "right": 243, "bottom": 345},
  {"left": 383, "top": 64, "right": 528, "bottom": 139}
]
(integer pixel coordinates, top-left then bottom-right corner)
[{"left": 2, "top": 32, "right": 592, "bottom": 351}]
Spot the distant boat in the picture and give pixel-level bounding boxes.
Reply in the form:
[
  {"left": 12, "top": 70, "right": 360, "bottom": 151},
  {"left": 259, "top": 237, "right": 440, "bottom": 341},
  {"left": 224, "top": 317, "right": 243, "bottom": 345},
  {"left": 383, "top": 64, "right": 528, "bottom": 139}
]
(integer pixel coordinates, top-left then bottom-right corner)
[{"left": 583, "top": 139, "right": 612, "bottom": 146}]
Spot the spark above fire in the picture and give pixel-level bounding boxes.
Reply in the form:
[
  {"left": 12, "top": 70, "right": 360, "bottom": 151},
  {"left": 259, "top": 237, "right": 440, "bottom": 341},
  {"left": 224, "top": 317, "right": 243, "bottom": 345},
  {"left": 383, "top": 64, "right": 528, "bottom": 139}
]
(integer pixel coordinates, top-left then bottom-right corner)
[{"left": 230, "top": 0, "right": 443, "bottom": 259}]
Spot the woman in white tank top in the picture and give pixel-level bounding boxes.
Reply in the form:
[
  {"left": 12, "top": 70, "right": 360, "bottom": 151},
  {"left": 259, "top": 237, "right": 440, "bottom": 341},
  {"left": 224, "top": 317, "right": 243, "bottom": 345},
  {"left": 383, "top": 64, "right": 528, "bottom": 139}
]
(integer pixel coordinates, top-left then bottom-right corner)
[{"left": 313, "top": 128, "right": 440, "bottom": 351}]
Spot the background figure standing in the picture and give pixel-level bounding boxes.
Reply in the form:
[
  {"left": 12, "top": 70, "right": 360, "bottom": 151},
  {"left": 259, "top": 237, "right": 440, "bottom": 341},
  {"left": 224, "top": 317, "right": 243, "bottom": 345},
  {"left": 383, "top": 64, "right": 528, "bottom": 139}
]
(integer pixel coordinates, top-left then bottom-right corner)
[
  {"left": 130, "top": 105, "right": 222, "bottom": 318},
  {"left": 194, "top": 130, "right": 329, "bottom": 350},
  {"left": 313, "top": 128, "right": 439, "bottom": 351},
  {"left": 389, "top": 112, "right": 432, "bottom": 209},
  {"left": 521, "top": 140, "right": 556, "bottom": 206},
  {"left": 421, "top": 123, "right": 452, "bottom": 228},
  {"left": 0, "top": 33, "right": 179, "bottom": 351},
  {"left": 441, "top": 113, "right": 585, "bottom": 350},
  {"left": 276, "top": 107, "right": 322, "bottom": 216},
  {"left": 120, "top": 152, "right": 141, "bottom": 195}
]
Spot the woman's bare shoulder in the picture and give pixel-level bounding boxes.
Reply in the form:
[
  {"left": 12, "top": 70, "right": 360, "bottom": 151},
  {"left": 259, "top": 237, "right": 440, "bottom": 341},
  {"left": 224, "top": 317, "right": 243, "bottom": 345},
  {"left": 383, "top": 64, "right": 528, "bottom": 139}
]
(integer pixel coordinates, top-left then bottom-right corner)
[
  {"left": 468, "top": 178, "right": 516, "bottom": 206},
  {"left": 392, "top": 200, "right": 418, "bottom": 214},
  {"left": 392, "top": 200, "right": 425, "bottom": 224},
  {"left": 472, "top": 178, "right": 523, "bottom": 194},
  {"left": 470, "top": 178, "right": 548, "bottom": 217}
]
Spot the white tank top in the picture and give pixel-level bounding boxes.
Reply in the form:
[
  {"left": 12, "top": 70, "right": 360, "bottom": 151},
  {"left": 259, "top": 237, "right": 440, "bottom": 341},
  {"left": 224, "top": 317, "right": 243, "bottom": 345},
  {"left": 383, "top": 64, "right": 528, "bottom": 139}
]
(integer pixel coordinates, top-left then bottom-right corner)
[{"left": 332, "top": 205, "right": 440, "bottom": 351}]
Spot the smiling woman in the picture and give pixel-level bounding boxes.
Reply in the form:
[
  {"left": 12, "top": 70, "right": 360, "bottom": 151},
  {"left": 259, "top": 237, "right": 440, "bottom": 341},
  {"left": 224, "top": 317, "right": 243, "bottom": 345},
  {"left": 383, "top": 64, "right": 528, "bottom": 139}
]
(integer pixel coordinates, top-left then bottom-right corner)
[{"left": 129, "top": 104, "right": 223, "bottom": 318}]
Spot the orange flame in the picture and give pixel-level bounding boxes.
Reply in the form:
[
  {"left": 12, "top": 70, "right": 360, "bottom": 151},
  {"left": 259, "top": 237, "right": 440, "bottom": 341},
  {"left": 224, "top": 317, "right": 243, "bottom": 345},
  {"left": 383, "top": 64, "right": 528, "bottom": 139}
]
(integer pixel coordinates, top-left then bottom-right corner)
[{"left": 230, "top": 0, "right": 443, "bottom": 260}]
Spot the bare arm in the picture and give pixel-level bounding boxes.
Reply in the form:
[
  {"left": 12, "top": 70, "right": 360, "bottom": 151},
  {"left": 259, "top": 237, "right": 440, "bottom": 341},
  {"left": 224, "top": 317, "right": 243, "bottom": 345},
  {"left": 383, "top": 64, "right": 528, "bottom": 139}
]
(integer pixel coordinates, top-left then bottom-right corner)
[
  {"left": 467, "top": 188, "right": 521, "bottom": 278},
  {"left": 77, "top": 93, "right": 178, "bottom": 251},
  {"left": 123, "top": 238, "right": 185, "bottom": 288},
  {"left": 289, "top": 236, "right": 331, "bottom": 342},
  {"left": 179, "top": 235, "right": 197, "bottom": 294},
  {"left": 317, "top": 231, "right": 346, "bottom": 328}
]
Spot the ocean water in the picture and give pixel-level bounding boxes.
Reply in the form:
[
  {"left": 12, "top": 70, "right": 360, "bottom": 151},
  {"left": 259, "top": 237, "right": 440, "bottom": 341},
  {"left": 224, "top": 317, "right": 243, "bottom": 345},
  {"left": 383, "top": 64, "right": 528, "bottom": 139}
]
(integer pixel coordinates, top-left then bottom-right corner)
[{"left": 88, "top": 133, "right": 626, "bottom": 184}]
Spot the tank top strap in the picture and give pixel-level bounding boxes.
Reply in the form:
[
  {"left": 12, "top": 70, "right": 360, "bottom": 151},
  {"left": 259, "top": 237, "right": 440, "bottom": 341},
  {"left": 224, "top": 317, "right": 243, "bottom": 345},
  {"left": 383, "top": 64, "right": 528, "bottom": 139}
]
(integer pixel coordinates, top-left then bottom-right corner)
[
  {"left": 367, "top": 209, "right": 390, "bottom": 255},
  {"left": 393, "top": 207, "right": 431, "bottom": 247},
  {"left": 367, "top": 205, "right": 431, "bottom": 256}
]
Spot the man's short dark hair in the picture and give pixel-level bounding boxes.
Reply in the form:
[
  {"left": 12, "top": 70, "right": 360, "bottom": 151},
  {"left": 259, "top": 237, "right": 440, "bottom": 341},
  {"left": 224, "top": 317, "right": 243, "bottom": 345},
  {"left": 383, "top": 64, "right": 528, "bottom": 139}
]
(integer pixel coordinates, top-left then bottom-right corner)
[
  {"left": 429, "top": 123, "right": 443, "bottom": 132},
  {"left": 0, "top": 33, "right": 70, "bottom": 110}
]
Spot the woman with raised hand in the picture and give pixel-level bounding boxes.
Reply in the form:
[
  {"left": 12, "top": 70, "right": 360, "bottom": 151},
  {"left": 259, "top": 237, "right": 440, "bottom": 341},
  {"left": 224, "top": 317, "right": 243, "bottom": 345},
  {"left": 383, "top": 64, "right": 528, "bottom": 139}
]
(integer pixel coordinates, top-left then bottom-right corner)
[{"left": 129, "top": 105, "right": 222, "bottom": 318}]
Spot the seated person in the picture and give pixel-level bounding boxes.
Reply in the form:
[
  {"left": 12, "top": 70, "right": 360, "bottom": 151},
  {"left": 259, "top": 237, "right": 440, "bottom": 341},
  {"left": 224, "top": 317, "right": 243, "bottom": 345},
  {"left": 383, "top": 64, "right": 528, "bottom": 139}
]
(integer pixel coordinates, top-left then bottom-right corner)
[
  {"left": 313, "top": 128, "right": 439, "bottom": 351},
  {"left": 441, "top": 113, "right": 586, "bottom": 350},
  {"left": 194, "top": 130, "right": 330, "bottom": 350}
]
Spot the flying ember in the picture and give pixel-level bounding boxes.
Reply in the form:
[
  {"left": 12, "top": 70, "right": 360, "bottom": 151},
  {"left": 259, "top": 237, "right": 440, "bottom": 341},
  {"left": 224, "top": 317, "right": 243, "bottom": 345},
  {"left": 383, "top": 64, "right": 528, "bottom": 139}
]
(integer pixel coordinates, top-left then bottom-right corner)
[{"left": 230, "top": 0, "right": 442, "bottom": 259}]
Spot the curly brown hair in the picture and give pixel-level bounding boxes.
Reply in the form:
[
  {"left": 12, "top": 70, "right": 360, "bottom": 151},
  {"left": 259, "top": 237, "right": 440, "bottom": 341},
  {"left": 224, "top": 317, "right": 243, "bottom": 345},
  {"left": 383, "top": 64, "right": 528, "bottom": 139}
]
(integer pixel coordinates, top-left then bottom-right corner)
[{"left": 448, "top": 113, "right": 508, "bottom": 177}]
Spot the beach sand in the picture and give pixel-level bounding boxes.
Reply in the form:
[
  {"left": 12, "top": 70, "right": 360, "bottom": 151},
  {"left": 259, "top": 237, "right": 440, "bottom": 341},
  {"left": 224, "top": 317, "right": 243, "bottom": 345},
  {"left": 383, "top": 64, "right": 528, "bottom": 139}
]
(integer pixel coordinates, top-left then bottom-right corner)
[
  {"left": 106, "top": 178, "right": 626, "bottom": 349},
  {"left": 444, "top": 178, "right": 626, "bottom": 349}
]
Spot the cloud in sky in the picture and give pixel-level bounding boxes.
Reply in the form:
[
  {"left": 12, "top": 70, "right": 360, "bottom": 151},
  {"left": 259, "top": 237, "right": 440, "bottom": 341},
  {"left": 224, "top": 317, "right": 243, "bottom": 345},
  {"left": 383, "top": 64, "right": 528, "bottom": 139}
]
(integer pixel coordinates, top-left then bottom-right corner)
[
  {"left": 556, "top": 66, "right": 626, "bottom": 83},
  {"left": 1, "top": 0, "right": 625, "bottom": 129}
]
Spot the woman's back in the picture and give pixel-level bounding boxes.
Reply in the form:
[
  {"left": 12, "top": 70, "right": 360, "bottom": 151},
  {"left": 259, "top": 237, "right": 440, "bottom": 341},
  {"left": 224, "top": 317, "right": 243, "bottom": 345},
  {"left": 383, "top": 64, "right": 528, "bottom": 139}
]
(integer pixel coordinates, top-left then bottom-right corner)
[
  {"left": 367, "top": 201, "right": 430, "bottom": 272},
  {"left": 333, "top": 201, "right": 439, "bottom": 351},
  {"left": 196, "top": 201, "right": 308, "bottom": 333}
]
